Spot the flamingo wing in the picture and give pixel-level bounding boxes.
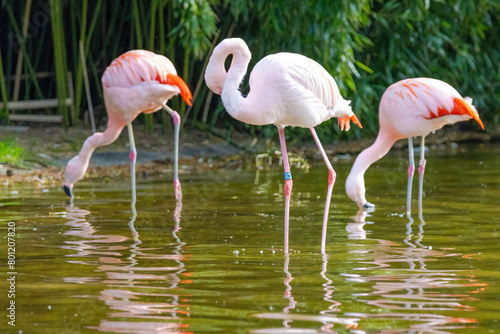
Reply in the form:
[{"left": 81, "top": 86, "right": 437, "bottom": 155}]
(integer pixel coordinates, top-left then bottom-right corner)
[
  {"left": 389, "top": 78, "right": 484, "bottom": 130},
  {"left": 262, "top": 53, "right": 361, "bottom": 130},
  {"left": 284, "top": 55, "right": 346, "bottom": 110},
  {"left": 293, "top": 57, "right": 362, "bottom": 130},
  {"left": 102, "top": 50, "right": 192, "bottom": 106}
]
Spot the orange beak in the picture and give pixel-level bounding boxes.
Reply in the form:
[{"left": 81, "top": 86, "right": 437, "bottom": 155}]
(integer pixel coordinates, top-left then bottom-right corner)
[
  {"left": 165, "top": 74, "right": 193, "bottom": 106},
  {"left": 453, "top": 97, "right": 484, "bottom": 130}
]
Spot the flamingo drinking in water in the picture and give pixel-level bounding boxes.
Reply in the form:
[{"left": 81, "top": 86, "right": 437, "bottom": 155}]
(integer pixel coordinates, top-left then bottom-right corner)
[
  {"left": 345, "top": 78, "right": 484, "bottom": 212},
  {"left": 205, "top": 38, "right": 362, "bottom": 253},
  {"left": 63, "top": 50, "right": 193, "bottom": 201}
]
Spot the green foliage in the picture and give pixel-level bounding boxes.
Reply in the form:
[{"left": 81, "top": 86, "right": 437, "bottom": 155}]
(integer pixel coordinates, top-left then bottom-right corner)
[
  {"left": 0, "top": 0, "right": 498, "bottom": 143},
  {"left": 0, "top": 136, "right": 27, "bottom": 167},
  {"left": 172, "top": 0, "right": 218, "bottom": 60},
  {"left": 208, "top": 0, "right": 372, "bottom": 141},
  {"left": 355, "top": 0, "right": 500, "bottom": 134},
  {"left": 49, "top": 0, "right": 70, "bottom": 127}
]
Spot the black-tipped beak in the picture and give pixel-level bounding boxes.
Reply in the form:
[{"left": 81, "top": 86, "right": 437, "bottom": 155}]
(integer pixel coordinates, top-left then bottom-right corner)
[
  {"left": 63, "top": 185, "right": 72, "bottom": 197},
  {"left": 363, "top": 202, "right": 375, "bottom": 212}
]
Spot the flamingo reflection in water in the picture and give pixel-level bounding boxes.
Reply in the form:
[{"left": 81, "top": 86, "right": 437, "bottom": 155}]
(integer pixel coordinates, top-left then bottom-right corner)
[
  {"left": 254, "top": 254, "right": 359, "bottom": 332},
  {"left": 340, "top": 209, "right": 486, "bottom": 332},
  {"left": 62, "top": 201, "right": 191, "bottom": 333}
]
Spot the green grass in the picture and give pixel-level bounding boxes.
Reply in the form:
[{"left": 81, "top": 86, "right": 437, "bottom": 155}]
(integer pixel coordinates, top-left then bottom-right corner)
[{"left": 0, "top": 137, "right": 28, "bottom": 167}]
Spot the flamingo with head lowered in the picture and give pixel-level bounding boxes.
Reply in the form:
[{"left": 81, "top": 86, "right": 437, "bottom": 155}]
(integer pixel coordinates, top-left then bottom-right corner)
[
  {"left": 205, "top": 38, "right": 362, "bottom": 254},
  {"left": 63, "top": 50, "right": 192, "bottom": 202},
  {"left": 345, "top": 78, "right": 484, "bottom": 213}
]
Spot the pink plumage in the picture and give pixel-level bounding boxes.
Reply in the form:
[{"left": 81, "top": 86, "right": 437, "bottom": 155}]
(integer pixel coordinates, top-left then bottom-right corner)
[
  {"left": 205, "top": 38, "right": 362, "bottom": 253},
  {"left": 346, "top": 77, "right": 484, "bottom": 210},
  {"left": 103, "top": 50, "right": 176, "bottom": 87},
  {"left": 379, "top": 78, "right": 483, "bottom": 138},
  {"left": 63, "top": 50, "right": 192, "bottom": 201}
]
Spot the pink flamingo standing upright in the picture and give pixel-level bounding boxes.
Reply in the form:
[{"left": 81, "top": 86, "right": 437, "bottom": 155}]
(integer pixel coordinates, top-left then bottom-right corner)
[
  {"left": 345, "top": 78, "right": 484, "bottom": 212},
  {"left": 205, "top": 38, "right": 362, "bottom": 253},
  {"left": 63, "top": 50, "right": 193, "bottom": 202}
]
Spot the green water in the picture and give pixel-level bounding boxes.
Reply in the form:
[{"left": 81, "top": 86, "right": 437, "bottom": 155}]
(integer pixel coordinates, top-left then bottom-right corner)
[{"left": 1, "top": 142, "right": 500, "bottom": 333}]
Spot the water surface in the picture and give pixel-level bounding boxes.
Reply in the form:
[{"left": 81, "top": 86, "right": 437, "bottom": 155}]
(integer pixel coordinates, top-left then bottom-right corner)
[{"left": 1, "top": 142, "right": 499, "bottom": 333}]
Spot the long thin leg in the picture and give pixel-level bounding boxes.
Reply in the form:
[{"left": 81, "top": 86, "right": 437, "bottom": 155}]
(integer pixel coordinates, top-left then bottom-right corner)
[
  {"left": 418, "top": 136, "right": 426, "bottom": 220},
  {"left": 310, "top": 128, "right": 336, "bottom": 254},
  {"left": 164, "top": 104, "right": 182, "bottom": 201},
  {"left": 278, "top": 126, "right": 293, "bottom": 253},
  {"left": 128, "top": 197, "right": 140, "bottom": 265},
  {"left": 407, "top": 137, "right": 415, "bottom": 217},
  {"left": 126, "top": 116, "right": 137, "bottom": 204}
]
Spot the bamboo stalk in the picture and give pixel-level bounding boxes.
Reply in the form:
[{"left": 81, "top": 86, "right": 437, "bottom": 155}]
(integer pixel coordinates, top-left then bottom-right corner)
[
  {"left": 74, "top": 0, "right": 89, "bottom": 125},
  {"left": 145, "top": 0, "right": 157, "bottom": 132},
  {"left": 79, "top": 41, "right": 96, "bottom": 133},
  {"left": 158, "top": 2, "right": 165, "bottom": 54},
  {"left": 107, "top": 4, "right": 126, "bottom": 57},
  {"left": 182, "top": 29, "right": 221, "bottom": 127},
  {"left": 50, "top": 0, "right": 69, "bottom": 127},
  {"left": 86, "top": 53, "right": 104, "bottom": 110},
  {"left": 0, "top": 45, "right": 10, "bottom": 124},
  {"left": 5, "top": 2, "right": 44, "bottom": 100},
  {"left": 84, "top": 1, "right": 102, "bottom": 52},
  {"left": 149, "top": 0, "right": 157, "bottom": 51},
  {"left": 181, "top": 49, "right": 190, "bottom": 116},
  {"left": 6, "top": 1, "right": 43, "bottom": 100},
  {"left": 132, "top": 0, "right": 143, "bottom": 48},
  {"left": 13, "top": 0, "right": 32, "bottom": 102}
]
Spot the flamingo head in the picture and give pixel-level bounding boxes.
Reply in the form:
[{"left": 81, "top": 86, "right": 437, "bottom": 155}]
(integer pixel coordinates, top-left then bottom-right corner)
[
  {"left": 62, "top": 155, "right": 89, "bottom": 199},
  {"left": 205, "top": 38, "right": 251, "bottom": 95},
  {"left": 204, "top": 65, "right": 226, "bottom": 95},
  {"left": 345, "top": 172, "right": 374, "bottom": 211}
]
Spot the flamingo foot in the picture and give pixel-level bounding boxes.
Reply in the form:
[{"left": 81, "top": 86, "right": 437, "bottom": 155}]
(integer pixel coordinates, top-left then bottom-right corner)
[{"left": 174, "top": 179, "right": 182, "bottom": 201}]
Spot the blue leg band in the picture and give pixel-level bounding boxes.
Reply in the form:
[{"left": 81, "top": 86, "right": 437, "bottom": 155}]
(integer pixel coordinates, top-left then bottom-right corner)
[{"left": 284, "top": 172, "right": 292, "bottom": 180}]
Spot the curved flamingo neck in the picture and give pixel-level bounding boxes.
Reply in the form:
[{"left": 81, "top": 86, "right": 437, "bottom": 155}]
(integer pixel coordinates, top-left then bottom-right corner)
[
  {"left": 351, "top": 130, "right": 398, "bottom": 178},
  {"left": 346, "top": 129, "right": 399, "bottom": 207},
  {"left": 78, "top": 114, "right": 125, "bottom": 165},
  {"left": 220, "top": 45, "right": 251, "bottom": 122}
]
